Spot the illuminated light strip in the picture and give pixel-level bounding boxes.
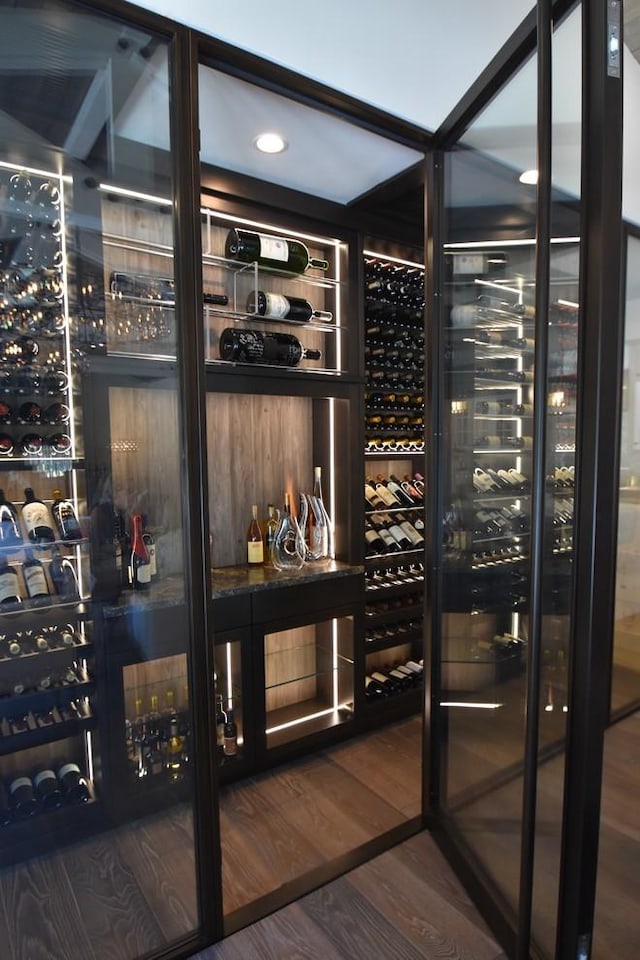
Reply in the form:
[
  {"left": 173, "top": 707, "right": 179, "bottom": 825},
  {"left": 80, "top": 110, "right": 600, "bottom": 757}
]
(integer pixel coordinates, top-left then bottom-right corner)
[
  {"left": 474, "top": 278, "right": 526, "bottom": 296},
  {"left": 362, "top": 248, "right": 425, "bottom": 270},
  {"left": 332, "top": 618, "right": 338, "bottom": 708},
  {"left": 440, "top": 701, "right": 504, "bottom": 709},
  {"left": 266, "top": 705, "right": 349, "bottom": 735},
  {"left": 226, "top": 642, "right": 233, "bottom": 708},
  {"left": 557, "top": 298, "right": 579, "bottom": 308},
  {"left": 444, "top": 237, "right": 580, "bottom": 248},
  {"left": 99, "top": 182, "right": 171, "bottom": 206},
  {"left": 85, "top": 730, "right": 94, "bottom": 783},
  {"left": 0, "top": 159, "right": 72, "bottom": 182},
  {"left": 202, "top": 206, "right": 342, "bottom": 250}
]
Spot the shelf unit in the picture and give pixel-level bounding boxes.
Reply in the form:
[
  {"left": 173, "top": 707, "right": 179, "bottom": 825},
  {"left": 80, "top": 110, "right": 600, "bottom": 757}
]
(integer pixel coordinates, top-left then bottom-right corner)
[{"left": 362, "top": 251, "right": 426, "bottom": 714}]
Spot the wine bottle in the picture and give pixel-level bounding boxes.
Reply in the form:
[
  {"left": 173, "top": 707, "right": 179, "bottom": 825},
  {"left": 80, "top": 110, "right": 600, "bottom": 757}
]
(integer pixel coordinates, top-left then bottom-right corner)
[
  {"left": 215, "top": 696, "right": 226, "bottom": 758},
  {"left": 0, "top": 558, "right": 22, "bottom": 605},
  {"left": 247, "top": 290, "right": 333, "bottom": 323},
  {"left": 141, "top": 516, "right": 157, "bottom": 577},
  {"left": 223, "top": 707, "right": 238, "bottom": 758},
  {"left": 22, "top": 549, "right": 50, "bottom": 599},
  {"left": 8, "top": 775, "right": 38, "bottom": 818},
  {"left": 57, "top": 762, "right": 90, "bottom": 803},
  {"left": 0, "top": 781, "right": 12, "bottom": 827},
  {"left": 364, "top": 522, "right": 387, "bottom": 557},
  {"left": 219, "top": 328, "right": 321, "bottom": 366},
  {"left": 51, "top": 489, "right": 82, "bottom": 542},
  {"left": 129, "top": 514, "right": 151, "bottom": 590},
  {"left": 246, "top": 503, "right": 264, "bottom": 565},
  {"left": 166, "top": 716, "right": 185, "bottom": 781},
  {"left": 49, "top": 548, "right": 79, "bottom": 600},
  {"left": 272, "top": 492, "right": 305, "bottom": 571},
  {"left": 364, "top": 675, "right": 386, "bottom": 699},
  {"left": 265, "top": 504, "right": 278, "bottom": 564},
  {"left": 306, "top": 466, "right": 331, "bottom": 561},
  {"left": 225, "top": 228, "right": 328, "bottom": 274},
  {"left": 33, "top": 768, "right": 64, "bottom": 810},
  {"left": 21, "top": 488, "right": 55, "bottom": 543},
  {"left": 0, "top": 489, "right": 22, "bottom": 548}
]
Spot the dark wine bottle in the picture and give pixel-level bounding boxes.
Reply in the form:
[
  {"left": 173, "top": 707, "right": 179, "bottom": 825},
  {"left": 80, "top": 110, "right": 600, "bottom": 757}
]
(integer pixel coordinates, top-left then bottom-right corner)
[
  {"left": 129, "top": 513, "right": 151, "bottom": 590},
  {"left": 225, "top": 228, "right": 328, "bottom": 274},
  {"left": 51, "top": 489, "right": 82, "bottom": 541},
  {"left": 57, "top": 762, "right": 90, "bottom": 803},
  {"left": 247, "top": 290, "right": 333, "bottom": 323},
  {"left": 0, "top": 558, "right": 22, "bottom": 605},
  {"left": 223, "top": 707, "right": 238, "bottom": 758},
  {"left": 22, "top": 549, "right": 50, "bottom": 599},
  {"left": 21, "top": 487, "right": 55, "bottom": 543},
  {"left": 8, "top": 775, "right": 38, "bottom": 818},
  {"left": 33, "top": 768, "right": 64, "bottom": 810},
  {"left": 49, "top": 548, "right": 79, "bottom": 600},
  {"left": 219, "top": 328, "right": 321, "bottom": 366},
  {"left": 0, "top": 490, "right": 23, "bottom": 548}
]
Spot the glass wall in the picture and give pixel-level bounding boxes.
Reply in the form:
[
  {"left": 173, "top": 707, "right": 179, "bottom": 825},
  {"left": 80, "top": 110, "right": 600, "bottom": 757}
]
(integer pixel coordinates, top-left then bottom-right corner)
[
  {"left": 437, "top": 9, "right": 581, "bottom": 954},
  {"left": 0, "top": 3, "right": 202, "bottom": 958}
]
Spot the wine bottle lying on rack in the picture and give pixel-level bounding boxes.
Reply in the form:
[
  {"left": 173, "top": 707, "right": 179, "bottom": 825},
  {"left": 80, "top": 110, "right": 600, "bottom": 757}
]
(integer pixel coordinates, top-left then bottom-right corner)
[
  {"left": 225, "top": 228, "right": 329, "bottom": 274},
  {"left": 219, "top": 328, "right": 321, "bottom": 366},
  {"left": 247, "top": 290, "right": 333, "bottom": 323}
]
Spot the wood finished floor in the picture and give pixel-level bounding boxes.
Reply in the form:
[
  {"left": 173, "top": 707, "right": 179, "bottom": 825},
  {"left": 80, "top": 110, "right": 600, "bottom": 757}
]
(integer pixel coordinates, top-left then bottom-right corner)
[
  {"left": 192, "top": 831, "right": 507, "bottom": 960},
  {"left": 220, "top": 716, "right": 423, "bottom": 916}
]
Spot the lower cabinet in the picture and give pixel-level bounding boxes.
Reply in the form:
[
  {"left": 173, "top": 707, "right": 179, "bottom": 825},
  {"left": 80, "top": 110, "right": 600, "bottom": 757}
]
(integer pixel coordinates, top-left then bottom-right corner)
[{"left": 213, "top": 566, "right": 362, "bottom": 779}]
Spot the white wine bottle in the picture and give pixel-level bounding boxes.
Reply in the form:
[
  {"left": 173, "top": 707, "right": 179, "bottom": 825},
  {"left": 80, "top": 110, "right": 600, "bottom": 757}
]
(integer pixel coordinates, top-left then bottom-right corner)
[
  {"left": 247, "top": 290, "right": 333, "bottom": 323},
  {"left": 246, "top": 504, "right": 264, "bottom": 565},
  {"left": 225, "top": 228, "right": 328, "bottom": 274}
]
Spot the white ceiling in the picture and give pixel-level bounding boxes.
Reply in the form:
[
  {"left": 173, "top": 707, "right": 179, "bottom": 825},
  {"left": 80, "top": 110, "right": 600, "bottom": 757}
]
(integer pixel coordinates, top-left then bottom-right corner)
[{"left": 126, "top": 0, "right": 536, "bottom": 134}]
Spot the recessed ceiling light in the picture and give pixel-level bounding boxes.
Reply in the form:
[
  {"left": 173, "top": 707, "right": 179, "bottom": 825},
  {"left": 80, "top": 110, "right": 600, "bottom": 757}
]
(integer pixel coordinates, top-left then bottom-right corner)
[
  {"left": 519, "top": 169, "right": 538, "bottom": 185},
  {"left": 254, "top": 132, "right": 288, "bottom": 154}
]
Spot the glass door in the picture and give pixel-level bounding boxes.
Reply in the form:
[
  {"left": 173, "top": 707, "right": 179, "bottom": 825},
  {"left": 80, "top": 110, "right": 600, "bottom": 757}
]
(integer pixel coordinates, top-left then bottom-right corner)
[{"left": 0, "top": 3, "right": 206, "bottom": 958}]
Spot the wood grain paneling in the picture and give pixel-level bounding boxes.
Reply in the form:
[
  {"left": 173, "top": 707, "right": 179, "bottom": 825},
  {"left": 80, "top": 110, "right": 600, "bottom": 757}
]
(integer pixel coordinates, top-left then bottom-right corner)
[
  {"left": 109, "top": 386, "right": 183, "bottom": 579},
  {"left": 206, "top": 392, "right": 312, "bottom": 568}
]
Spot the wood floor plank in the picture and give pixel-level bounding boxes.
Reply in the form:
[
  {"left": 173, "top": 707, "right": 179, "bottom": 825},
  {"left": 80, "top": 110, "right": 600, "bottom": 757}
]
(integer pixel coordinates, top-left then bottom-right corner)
[
  {"left": 300, "top": 875, "right": 431, "bottom": 960},
  {"left": 194, "top": 901, "right": 345, "bottom": 960},
  {"left": 0, "top": 852, "right": 96, "bottom": 960},
  {"left": 347, "top": 838, "right": 503, "bottom": 960},
  {"left": 60, "top": 834, "right": 166, "bottom": 960},
  {"left": 115, "top": 818, "right": 199, "bottom": 942}
]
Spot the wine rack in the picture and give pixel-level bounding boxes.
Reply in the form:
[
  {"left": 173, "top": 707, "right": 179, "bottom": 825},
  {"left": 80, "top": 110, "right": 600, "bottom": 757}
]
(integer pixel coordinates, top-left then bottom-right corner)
[
  {"left": 201, "top": 207, "right": 347, "bottom": 376},
  {"left": 363, "top": 252, "right": 426, "bottom": 715},
  {"left": 0, "top": 161, "right": 96, "bottom": 853}
]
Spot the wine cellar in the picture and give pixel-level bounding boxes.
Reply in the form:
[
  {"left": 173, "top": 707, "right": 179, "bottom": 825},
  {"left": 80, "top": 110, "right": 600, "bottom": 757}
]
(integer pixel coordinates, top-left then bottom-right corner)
[{"left": 0, "top": 2, "right": 633, "bottom": 960}]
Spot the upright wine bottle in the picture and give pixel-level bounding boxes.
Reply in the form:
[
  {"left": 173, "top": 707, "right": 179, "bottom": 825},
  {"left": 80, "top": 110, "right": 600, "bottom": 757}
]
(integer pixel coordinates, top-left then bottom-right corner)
[
  {"left": 247, "top": 290, "right": 333, "bottom": 323},
  {"left": 0, "top": 490, "right": 22, "bottom": 548},
  {"left": 21, "top": 487, "right": 55, "bottom": 543},
  {"left": 223, "top": 708, "right": 238, "bottom": 758},
  {"left": 265, "top": 504, "right": 278, "bottom": 564},
  {"left": 246, "top": 504, "right": 264, "bottom": 565},
  {"left": 141, "top": 516, "right": 157, "bottom": 578},
  {"left": 51, "top": 489, "right": 82, "bottom": 542},
  {"left": 49, "top": 547, "right": 80, "bottom": 600},
  {"left": 219, "top": 328, "right": 321, "bottom": 366},
  {"left": 225, "top": 228, "right": 328, "bottom": 274},
  {"left": 129, "top": 514, "right": 151, "bottom": 590}
]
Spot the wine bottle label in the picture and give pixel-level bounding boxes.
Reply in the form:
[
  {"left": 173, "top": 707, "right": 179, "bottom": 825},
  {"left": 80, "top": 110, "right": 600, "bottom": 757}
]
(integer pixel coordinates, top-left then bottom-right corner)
[
  {"left": 224, "top": 735, "right": 237, "bottom": 756},
  {"left": 0, "top": 570, "right": 19, "bottom": 602},
  {"left": 22, "top": 502, "right": 52, "bottom": 536},
  {"left": 258, "top": 234, "right": 288, "bottom": 263},
  {"left": 135, "top": 561, "right": 151, "bottom": 585},
  {"left": 247, "top": 541, "right": 264, "bottom": 564},
  {"left": 24, "top": 564, "right": 48, "bottom": 597},
  {"left": 262, "top": 293, "right": 290, "bottom": 318}
]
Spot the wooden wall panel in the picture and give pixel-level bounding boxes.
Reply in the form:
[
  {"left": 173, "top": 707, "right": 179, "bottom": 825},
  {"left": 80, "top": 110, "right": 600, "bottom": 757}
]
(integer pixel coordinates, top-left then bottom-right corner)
[{"left": 206, "top": 392, "right": 313, "bottom": 568}]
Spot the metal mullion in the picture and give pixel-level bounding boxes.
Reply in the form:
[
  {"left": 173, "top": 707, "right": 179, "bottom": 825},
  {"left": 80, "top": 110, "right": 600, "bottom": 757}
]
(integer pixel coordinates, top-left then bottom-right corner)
[
  {"left": 517, "top": 1, "right": 553, "bottom": 957},
  {"left": 555, "top": 1, "right": 624, "bottom": 956},
  {"left": 170, "top": 27, "right": 222, "bottom": 947},
  {"left": 424, "top": 149, "right": 444, "bottom": 815}
]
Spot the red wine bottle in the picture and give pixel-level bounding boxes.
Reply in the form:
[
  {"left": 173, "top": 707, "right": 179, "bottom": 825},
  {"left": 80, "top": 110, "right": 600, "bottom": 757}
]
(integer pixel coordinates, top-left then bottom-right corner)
[
  {"left": 0, "top": 490, "right": 22, "bottom": 548},
  {"left": 247, "top": 290, "right": 333, "bottom": 323},
  {"left": 219, "top": 328, "right": 321, "bottom": 366},
  {"left": 129, "top": 513, "right": 151, "bottom": 590},
  {"left": 225, "top": 228, "right": 328, "bottom": 273},
  {"left": 21, "top": 488, "right": 55, "bottom": 542}
]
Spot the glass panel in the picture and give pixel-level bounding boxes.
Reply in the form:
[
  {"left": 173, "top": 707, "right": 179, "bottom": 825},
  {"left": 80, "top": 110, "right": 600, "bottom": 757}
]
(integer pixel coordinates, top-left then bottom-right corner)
[
  {"left": 593, "top": 238, "right": 640, "bottom": 957},
  {"left": 529, "top": 9, "right": 582, "bottom": 957},
  {"left": 440, "top": 51, "right": 539, "bottom": 919},
  {"left": 0, "top": 3, "right": 200, "bottom": 957}
]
